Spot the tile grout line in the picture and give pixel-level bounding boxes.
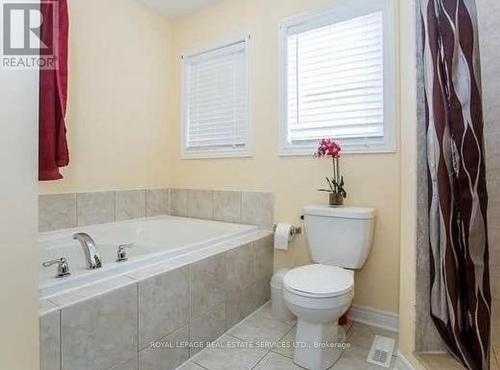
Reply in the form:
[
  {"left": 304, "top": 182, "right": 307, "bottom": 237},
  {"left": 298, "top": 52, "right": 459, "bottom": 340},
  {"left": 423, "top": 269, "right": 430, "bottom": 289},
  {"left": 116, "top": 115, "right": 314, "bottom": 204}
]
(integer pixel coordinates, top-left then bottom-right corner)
[
  {"left": 188, "top": 304, "right": 274, "bottom": 370},
  {"left": 268, "top": 324, "right": 296, "bottom": 358}
]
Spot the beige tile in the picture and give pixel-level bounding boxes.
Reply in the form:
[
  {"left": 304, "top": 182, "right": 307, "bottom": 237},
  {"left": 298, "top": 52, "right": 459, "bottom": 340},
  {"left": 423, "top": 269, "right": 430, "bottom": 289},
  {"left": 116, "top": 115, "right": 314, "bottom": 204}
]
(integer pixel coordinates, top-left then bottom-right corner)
[
  {"left": 488, "top": 180, "right": 500, "bottom": 220},
  {"left": 331, "top": 343, "right": 396, "bottom": 369},
  {"left": 346, "top": 322, "right": 398, "bottom": 352},
  {"left": 225, "top": 296, "right": 245, "bottom": 330},
  {"left": 176, "top": 362, "right": 207, "bottom": 370},
  {"left": 188, "top": 189, "right": 214, "bottom": 219},
  {"left": 226, "top": 280, "right": 272, "bottom": 330},
  {"left": 271, "top": 326, "right": 296, "bottom": 359},
  {"left": 232, "top": 280, "right": 270, "bottom": 322},
  {"left": 39, "top": 193, "right": 77, "bottom": 232},
  {"left": 228, "top": 304, "right": 294, "bottom": 343},
  {"left": 213, "top": 191, "right": 242, "bottom": 223},
  {"left": 138, "top": 266, "right": 190, "bottom": 349},
  {"left": 495, "top": 346, "right": 500, "bottom": 363},
  {"left": 417, "top": 353, "right": 466, "bottom": 370},
  {"left": 491, "top": 350, "right": 500, "bottom": 370},
  {"left": 115, "top": 190, "right": 145, "bottom": 221},
  {"left": 253, "top": 236, "right": 274, "bottom": 282},
  {"left": 170, "top": 189, "right": 189, "bottom": 217},
  {"left": 226, "top": 244, "right": 254, "bottom": 294},
  {"left": 253, "top": 352, "right": 303, "bottom": 370},
  {"left": 39, "top": 299, "right": 58, "bottom": 316},
  {"left": 493, "top": 325, "right": 500, "bottom": 348},
  {"left": 126, "top": 257, "right": 190, "bottom": 281},
  {"left": 61, "top": 284, "right": 138, "bottom": 370},
  {"left": 341, "top": 320, "right": 354, "bottom": 334},
  {"left": 146, "top": 189, "right": 169, "bottom": 217},
  {"left": 224, "top": 244, "right": 255, "bottom": 329},
  {"left": 193, "top": 334, "right": 268, "bottom": 370},
  {"left": 48, "top": 292, "right": 83, "bottom": 307},
  {"left": 139, "top": 325, "right": 189, "bottom": 370},
  {"left": 77, "top": 191, "right": 115, "bottom": 226},
  {"left": 108, "top": 356, "right": 138, "bottom": 370},
  {"left": 485, "top": 133, "right": 500, "bottom": 181},
  {"left": 190, "top": 303, "right": 226, "bottom": 355},
  {"left": 48, "top": 276, "right": 137, "bottom": 308},
  {"left": 190, "top": 253, "right": 227, "bottom": 318},
  {"left": 40, "top": 310, "right": 61, "bottom": 370},
  {"left": 251, "top": 277, "right": 272, "bottom": 310},
  {"left": 242, "top": 192, "right": 274, "bottom": 229}
]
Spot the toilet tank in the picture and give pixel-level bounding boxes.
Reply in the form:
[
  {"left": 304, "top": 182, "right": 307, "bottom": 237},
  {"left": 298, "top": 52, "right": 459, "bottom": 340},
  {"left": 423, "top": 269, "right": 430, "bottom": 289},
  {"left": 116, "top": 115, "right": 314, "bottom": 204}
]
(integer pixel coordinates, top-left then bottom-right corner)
[{"left": 303, "top": 206, "right": 376, "bottom": 269}]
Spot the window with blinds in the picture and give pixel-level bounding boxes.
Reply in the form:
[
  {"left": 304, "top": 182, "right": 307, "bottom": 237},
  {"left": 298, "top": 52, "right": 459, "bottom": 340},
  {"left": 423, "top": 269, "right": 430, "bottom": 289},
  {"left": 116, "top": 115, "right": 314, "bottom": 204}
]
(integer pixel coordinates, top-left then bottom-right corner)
[
  {"left": 182, "top": 38, "right": 250, "bottom": 158},
  {"left": 280, "top": 1, "right": 395, "bottom": 154}
]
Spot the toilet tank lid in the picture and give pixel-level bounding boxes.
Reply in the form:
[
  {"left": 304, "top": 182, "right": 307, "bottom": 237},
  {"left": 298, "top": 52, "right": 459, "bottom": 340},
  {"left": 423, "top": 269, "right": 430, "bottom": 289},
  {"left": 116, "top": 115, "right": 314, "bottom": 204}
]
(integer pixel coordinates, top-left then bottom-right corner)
[{"left": 304, "top": 205, "right": 376, "bottom": 219}]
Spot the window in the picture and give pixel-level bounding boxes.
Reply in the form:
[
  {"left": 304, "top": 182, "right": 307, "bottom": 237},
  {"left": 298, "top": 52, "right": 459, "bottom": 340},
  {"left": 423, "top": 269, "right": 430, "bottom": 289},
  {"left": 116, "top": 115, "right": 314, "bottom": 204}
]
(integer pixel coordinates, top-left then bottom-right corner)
[
  {"left": 279, "top": 0, "right": 395, "bottom": 155},
  {"left": 182, "top": 37, "right": 250, "bottom": 158}
]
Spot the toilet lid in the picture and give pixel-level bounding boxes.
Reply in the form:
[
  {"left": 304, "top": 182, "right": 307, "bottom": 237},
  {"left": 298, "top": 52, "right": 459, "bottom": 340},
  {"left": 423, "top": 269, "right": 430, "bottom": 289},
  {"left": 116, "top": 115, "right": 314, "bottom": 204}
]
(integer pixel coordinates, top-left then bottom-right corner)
[{"left": 283, "top": 265, "right": 354, "bottom": 298}]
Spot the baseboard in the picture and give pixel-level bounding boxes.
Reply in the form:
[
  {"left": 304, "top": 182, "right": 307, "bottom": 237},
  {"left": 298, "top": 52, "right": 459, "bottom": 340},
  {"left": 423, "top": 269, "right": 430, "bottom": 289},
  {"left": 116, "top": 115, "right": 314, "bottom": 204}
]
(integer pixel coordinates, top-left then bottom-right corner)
[
  {"left": 394, "top": 351, "right": 416, "bottom": 370},
  {"left": 348, "top": 304, "right": 399, "bottom": 332}
]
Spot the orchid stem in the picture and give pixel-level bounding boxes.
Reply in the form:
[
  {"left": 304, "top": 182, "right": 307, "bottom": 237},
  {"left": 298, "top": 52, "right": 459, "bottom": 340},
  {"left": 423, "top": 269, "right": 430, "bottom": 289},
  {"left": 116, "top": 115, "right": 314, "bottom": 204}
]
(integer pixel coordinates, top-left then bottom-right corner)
[{"left": 336, "top": 158, "right": 340, "bottom": 185}]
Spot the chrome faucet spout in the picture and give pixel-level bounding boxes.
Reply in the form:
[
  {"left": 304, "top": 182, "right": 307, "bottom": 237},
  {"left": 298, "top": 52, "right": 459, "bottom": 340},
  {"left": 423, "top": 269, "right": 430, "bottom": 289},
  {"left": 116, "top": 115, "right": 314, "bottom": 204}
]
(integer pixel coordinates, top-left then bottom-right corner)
[{"left": 73, "top": 233, "right": 102, "bottom": 269}]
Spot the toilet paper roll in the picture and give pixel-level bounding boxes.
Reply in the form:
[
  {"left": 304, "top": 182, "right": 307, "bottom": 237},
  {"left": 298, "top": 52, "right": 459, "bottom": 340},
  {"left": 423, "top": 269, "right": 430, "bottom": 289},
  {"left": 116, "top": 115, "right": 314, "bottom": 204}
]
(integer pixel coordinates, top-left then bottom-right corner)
[{"left": 274, "top": 223, "right": 292, "bottom": 251}]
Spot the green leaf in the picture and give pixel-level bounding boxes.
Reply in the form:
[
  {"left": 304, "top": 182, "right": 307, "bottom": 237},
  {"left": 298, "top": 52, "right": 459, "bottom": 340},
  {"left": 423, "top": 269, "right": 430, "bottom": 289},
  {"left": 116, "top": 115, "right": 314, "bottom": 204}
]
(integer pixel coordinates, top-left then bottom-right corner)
[{"left": 325, "top": 177, "right": 335, "bottom": 192}]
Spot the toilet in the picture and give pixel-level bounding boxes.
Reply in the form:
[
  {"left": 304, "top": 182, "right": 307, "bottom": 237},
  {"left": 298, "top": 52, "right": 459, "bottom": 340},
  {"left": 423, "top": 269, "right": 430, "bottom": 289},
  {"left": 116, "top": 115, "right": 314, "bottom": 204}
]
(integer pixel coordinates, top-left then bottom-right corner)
[{"left": 283, "top": 206, "right": 376, "bottom": 370}]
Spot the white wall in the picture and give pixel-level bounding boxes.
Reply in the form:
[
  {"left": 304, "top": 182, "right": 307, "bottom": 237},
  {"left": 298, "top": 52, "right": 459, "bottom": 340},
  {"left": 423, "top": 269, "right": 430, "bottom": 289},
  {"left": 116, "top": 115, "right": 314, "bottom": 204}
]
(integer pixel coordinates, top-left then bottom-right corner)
[{"left": 0, "top": 42, "right": 39, "bottom": 370}]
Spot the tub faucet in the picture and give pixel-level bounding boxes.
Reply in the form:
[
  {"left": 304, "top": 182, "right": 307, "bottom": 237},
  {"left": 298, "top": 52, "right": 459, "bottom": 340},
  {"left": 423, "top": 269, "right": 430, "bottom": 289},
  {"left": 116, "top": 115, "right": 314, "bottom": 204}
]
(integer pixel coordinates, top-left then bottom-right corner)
[{"left": 73, "top": 233, "right": 102, "bottom": 269}]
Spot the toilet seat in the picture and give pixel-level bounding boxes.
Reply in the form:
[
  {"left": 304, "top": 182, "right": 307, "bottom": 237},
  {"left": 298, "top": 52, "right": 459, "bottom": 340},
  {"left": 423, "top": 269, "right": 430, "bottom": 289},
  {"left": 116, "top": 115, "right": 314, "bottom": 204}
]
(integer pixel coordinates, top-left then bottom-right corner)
[{"left": 283, "top": 264, "right": 354, "bottom": 298}]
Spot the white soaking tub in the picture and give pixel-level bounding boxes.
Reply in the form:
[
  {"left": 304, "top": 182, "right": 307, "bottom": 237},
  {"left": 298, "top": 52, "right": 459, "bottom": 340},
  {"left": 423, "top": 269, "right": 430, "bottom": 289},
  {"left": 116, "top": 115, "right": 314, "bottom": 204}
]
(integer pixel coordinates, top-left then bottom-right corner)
[{"left": 39, "top": 215, "right": 258, "bottom": 298}]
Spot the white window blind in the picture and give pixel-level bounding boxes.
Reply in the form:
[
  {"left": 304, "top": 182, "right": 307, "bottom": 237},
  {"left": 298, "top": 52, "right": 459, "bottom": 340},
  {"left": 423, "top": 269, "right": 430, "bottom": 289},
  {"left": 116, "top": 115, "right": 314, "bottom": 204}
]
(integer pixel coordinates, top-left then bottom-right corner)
[
  {"left": 182, "top": 39, "right": 250, "bottom": 157},
  {"left": 280, "top": 2, "right": 395, "bottom": 155}
]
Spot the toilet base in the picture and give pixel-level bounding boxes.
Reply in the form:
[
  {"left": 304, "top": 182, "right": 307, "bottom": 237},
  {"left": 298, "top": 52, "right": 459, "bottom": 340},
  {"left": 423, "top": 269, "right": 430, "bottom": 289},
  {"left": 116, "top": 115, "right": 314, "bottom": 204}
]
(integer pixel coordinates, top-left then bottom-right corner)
[{"left": 293, "top": 319, "right": 346, "bottom": 370}]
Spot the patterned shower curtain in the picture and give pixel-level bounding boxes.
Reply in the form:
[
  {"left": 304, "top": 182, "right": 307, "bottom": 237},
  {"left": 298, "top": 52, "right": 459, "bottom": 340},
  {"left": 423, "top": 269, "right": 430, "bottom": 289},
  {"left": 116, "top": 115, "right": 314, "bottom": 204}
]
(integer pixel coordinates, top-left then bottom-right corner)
[{"left": 421, "top": 0, "right": 491, "bottom": 369}]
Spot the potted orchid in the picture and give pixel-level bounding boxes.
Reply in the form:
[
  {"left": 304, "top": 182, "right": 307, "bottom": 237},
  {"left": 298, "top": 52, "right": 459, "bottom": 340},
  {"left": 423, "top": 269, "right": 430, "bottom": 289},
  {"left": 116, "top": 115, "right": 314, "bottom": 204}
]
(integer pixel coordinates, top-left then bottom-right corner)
[{"left": 315, "top": 138, "right": 347, "bottom": 206}]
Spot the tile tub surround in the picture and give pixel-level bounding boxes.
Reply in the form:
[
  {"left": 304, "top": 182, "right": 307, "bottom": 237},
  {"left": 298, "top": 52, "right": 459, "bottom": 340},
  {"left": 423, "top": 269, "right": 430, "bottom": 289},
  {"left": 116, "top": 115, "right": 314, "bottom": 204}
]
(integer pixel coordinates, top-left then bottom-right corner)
[
  {"left": 39, "top": 189, "right": 274, "bottom": 232},
  {"left": 39, "top": 231, "right": 274, "bottom": 370},
  {"left": 168, "top": 189, "right": 274, "bottom": 229}
]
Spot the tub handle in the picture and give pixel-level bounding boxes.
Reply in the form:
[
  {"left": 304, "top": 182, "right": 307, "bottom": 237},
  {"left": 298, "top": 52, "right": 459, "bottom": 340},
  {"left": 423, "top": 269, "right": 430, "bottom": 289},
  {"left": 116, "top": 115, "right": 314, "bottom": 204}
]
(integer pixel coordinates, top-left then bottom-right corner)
[
  {"left": 42, "top": 257, "right": 71, "bottom": 278},
  {"left": 117, "top": 243, "right": 134, "bottom": 262}
]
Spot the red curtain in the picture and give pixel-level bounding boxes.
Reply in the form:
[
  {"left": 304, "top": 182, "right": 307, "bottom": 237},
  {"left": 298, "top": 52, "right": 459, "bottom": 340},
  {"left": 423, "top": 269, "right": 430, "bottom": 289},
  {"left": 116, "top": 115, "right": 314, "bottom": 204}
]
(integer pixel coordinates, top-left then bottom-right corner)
[{"left": 39, "top": 0, "right": 69, "bottom": 181}]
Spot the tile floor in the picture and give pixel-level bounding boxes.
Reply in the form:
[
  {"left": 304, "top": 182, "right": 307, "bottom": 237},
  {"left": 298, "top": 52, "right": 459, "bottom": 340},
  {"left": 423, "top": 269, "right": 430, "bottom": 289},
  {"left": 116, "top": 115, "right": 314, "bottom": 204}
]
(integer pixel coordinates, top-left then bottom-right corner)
[{"left": 177, "top": 303, "right": 399, "bottom": 370}]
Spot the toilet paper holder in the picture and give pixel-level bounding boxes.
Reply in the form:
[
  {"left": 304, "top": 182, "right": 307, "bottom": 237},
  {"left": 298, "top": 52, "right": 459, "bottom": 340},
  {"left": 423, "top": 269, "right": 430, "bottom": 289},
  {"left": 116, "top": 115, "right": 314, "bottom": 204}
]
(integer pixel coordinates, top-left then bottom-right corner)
[{"left": 272, "top": 224, "right": 302, "bottom": 236}]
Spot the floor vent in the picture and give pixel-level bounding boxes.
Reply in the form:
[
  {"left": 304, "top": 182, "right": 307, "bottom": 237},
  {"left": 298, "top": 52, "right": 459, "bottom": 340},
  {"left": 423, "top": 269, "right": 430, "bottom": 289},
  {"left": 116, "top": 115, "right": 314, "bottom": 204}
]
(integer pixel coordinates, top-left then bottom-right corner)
[{"left": 367, "top": 335, "right": 396, "bottom": 368}]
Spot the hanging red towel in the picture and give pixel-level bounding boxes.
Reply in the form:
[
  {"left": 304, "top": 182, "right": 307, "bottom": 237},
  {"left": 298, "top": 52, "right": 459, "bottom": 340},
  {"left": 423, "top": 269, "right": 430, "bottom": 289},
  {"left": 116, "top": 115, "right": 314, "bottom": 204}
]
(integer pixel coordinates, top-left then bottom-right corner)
[{"left": 39, "top": 0, "right": 69, "bottom": 181}]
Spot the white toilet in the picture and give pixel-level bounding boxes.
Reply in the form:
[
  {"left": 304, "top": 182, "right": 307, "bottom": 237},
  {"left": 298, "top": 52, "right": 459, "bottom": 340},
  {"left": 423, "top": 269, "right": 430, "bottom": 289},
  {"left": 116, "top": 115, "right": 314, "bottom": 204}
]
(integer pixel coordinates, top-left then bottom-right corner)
[{"left": 283, "top": 206, "right": 375, "bottom": 370}]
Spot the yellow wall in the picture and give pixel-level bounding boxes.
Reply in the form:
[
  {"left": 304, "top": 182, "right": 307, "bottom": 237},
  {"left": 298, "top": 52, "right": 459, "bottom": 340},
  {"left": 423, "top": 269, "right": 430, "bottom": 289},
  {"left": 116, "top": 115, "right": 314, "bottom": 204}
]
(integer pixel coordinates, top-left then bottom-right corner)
[
  {"left": 168, "top": 0, "right": 401, "bottom": 313},
  {"left": 37, "top": 0, "right": 414, "bottom": 316},
  {"left": 40, "top": 0, "right": 173, "bottom": 194},
  {"left": 397, "top": 0, "right": 423, "bottom": 367}
]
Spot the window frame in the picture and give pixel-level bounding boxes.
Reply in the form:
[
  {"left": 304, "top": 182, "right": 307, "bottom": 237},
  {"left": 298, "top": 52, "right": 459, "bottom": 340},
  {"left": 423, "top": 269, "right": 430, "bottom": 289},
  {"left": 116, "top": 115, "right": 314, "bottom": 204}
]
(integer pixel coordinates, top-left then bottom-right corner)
[
  {"left": 278, "top": 0, "right": 397, "bottom": 156},
  {"left": 181, "top": 34, "right": 252, "bottom": 159}
]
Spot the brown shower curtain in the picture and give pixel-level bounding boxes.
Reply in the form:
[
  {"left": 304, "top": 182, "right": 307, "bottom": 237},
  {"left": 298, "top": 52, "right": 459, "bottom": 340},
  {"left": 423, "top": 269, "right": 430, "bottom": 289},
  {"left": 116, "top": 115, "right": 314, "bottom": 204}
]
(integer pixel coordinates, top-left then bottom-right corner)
[{"left": 421, "top": 0, "right": 491, "bottom": 369}]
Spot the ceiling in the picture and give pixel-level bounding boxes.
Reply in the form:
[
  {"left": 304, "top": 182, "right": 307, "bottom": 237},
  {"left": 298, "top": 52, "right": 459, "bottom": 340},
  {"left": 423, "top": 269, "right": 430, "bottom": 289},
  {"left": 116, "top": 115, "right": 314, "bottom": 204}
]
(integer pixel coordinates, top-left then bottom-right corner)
[{"left": 135, "top": 0, "right": 220, "bottom": 19}]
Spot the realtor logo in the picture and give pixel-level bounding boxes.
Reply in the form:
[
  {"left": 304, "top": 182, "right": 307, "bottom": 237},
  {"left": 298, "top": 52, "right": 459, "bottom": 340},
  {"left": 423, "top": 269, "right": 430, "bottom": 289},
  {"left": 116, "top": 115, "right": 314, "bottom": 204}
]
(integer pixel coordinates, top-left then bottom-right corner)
[{"left": 1, "top": 0, "right": 58, "bottom": 69}]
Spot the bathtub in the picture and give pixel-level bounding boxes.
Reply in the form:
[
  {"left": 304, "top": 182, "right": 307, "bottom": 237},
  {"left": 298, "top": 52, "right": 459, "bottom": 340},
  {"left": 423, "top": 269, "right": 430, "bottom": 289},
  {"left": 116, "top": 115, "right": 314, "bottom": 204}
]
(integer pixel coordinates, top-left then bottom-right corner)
[{"left": 39, "top": 215, "right": 259, "bottom": 299}]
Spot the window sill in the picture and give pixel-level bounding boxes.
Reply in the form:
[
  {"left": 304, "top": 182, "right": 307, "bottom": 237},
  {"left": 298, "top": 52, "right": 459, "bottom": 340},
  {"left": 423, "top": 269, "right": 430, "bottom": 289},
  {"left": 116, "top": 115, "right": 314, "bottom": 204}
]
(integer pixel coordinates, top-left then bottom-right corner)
[
  {"left": 180, "top": 151, "right": 253, "bottom": 160},
  {"left": 278, "top": 146, "right": 397, "bottom": 157}
]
